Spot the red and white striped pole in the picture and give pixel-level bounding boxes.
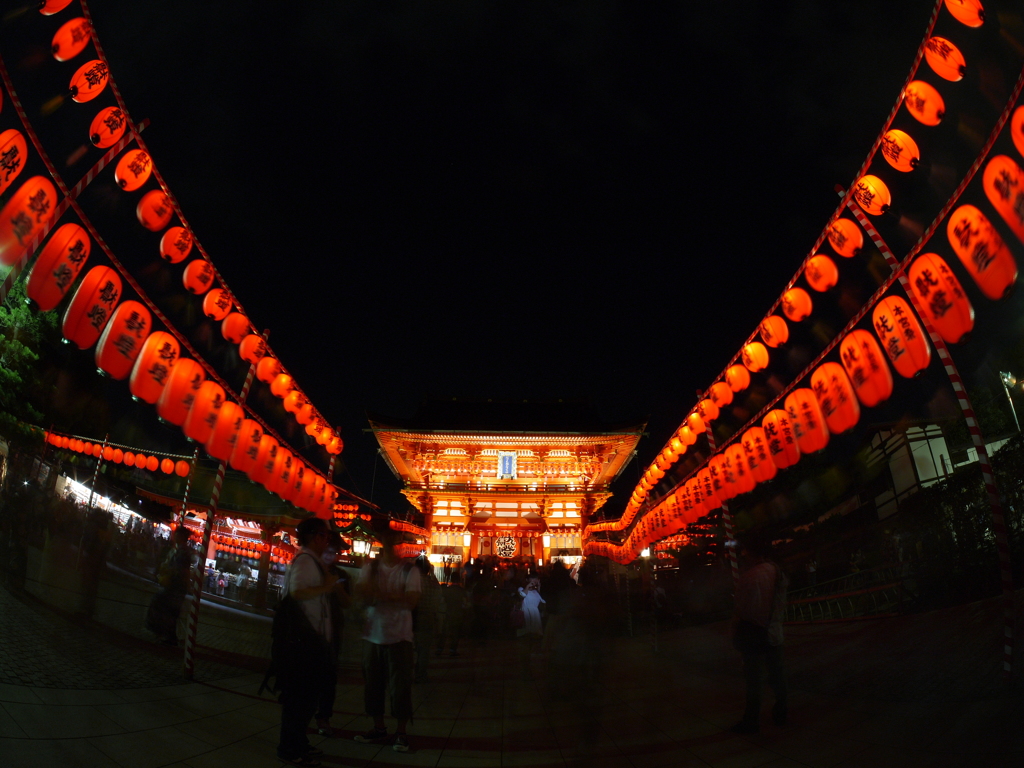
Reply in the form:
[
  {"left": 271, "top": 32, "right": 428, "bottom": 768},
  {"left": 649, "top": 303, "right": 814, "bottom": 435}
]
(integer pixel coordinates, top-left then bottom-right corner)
[
  {"left": 176, "top": 446, "right": 201, "bottom": 526},
  {"left": 847, "top": 197, "right": 1015, "bottom": 677},
  {"left": 183, "top": 360, "right": 259, "bottom": 678},
  {"left": 76, "top": 434, "right": 109, "bottom": 569}
]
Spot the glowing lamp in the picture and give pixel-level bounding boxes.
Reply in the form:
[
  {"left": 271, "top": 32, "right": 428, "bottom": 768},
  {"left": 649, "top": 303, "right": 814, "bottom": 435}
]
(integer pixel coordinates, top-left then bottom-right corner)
[
  {"left": 114, "top": 149, "right": 152, "bottom": 191},
  {"left": 90, "top": 106, "right": 126, "bottom": 148},
  {"left": 0, "top": 130, "right": 28, "bottom": 196},
  {"left": 805, "top": 255, "right": 838, "bottom": 292},
  {"left": 907, "top": 253, "right": 974, "bottom": 344},
  {"left": 811, "top": 362, "right": 861, "bottom": 434},
  {"left": 156, "top": 358, "right": 205, "bottom": 426},
  {"left": 946, "top": 205, "right": 1017, "bottom": 300},
  {"left": 26, "top": 223, "right": 91, "bottom": 311},
  {"left": 828, "top": 217, "right": 863, "bottom": 258},
  {"left": 944, "top": 0, "right": 984, "bottom": 27},
  {"left": 175, "top": 460, "right": 191, "bottom": 477},
  {"left": 761, "top": 410, "right": 800, "bottom": 469},
  {"left": 904, "top": 81, "right": 945, "bottom": 126},
  {"left": 759, "top": 315, "right": 789, "bottom": 347},
  {"left": 159, "top": 226, "right": 192, "bottom": 263},
  {"left": 62, "top": 266, "right": 122, "bottom": 349},
  {"left": 983, "top": 155, "right": 1024, "bottom": 245},
  {"left": 95, "top": 300, "right": 151, "bottom": 380},
  {"left": 872, "top": 296, "right": 931, "bottom": 378},
  {"left": 69, "top": 60, "right": 109, "bottom": 103},
  {"left": 880, "top": 129, "right": 920, "bottom": 173},
  {"left": 741, "top": 427, "right": 777, "bottom": 483},
  {"left": 924, "top": 36, "right": 965, "bottom": 82},
  {"left": 853, "top": 175, "right": 891, "bottom": 216},
  {"left": 129, "top": 332, "right": 179, "bottom": 403},
  {"left": 136, "top": 190, "right": 173, "bottom": 232},
  {"left": 222, "top": 313, "right": 250, "bottom": 344},
  {"left": 784, "top": 388, "right": 829, "bottom": 454},
  {"left": 202, "top": 287, "right": 232, "bottom": 320},
  {"left": 0, "top": 177, "right": 59, "bottom": 266},
  {"left": 782, "top": 287, "right": 813, "bottom": 322}
]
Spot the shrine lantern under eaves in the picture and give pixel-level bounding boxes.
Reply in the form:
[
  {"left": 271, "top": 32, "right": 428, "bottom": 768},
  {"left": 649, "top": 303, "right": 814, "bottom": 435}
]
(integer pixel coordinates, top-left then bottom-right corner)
[
  {"left": 183, "top": 380, "right": 226, "bottom": 445},
  {"left": 62, "top": 265, "right": 122, "bottom": 349},
  {"left": 114, "top": 149, "right": 152, "bottom": 191},
  {"left": 872, "top": 296, "right": 931, "bottom": 378},
  {"left": 202, "top": 288, "right": 232, "bottom": 320},
  {"left": 156, "top": 358, "right": 205, "bottom": 426},
  {"left": 828, "top": 217, "right": 864, "bottom": 258},
  {"left": 946, "top": 205, "right": 1017, "bottom": 300},
  {"left": 95, "top": 300, "right": 151, "bottom": 380},
  {"left": 907, "top": 253, "right": 974, "bottom": 344},
  {"left": 182, "top": 259, "right": 215, "bottom": 295},
  {"left": 130, "top": 331, "right": 179, "bottom": 403},
  {"left": 26, "top": 223, "right": 91, "bottom": 311}
]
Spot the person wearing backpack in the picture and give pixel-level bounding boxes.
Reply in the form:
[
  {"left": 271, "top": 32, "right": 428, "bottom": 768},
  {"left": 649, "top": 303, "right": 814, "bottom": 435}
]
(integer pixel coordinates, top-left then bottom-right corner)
[
  {"left": 275, "top": 517, "right": 343, "bottom": 767},
  {"left": 353, "top": 527, "right": 421, "bottom": 753}
]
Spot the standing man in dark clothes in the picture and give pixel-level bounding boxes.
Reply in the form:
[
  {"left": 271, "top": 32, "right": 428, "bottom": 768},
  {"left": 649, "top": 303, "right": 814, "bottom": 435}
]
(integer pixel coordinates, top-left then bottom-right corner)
[
  {"left": 730, "top": 534, "right": 788, "bottom": 735},
  {"left": 315, "top": 531, "right": 350, "bottom": 736}
]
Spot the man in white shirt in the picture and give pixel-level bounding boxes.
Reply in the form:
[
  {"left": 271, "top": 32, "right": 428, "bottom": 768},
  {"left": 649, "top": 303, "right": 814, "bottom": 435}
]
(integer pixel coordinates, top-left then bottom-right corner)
[
  {"left": 276, "top": 517, "right": 341, "bottom": 767},
  {"left": 353, "top": 527, "right": 421, "bottom": 752}
]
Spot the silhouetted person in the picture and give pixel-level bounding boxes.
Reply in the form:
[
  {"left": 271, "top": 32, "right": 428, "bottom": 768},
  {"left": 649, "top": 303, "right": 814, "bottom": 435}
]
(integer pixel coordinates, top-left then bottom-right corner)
[
  {"left": 437, "top": 570, "right": 467, "bottom": 656},
  {"left": 730, "top": 534, "right": 788, "bottom": 734},
  {"left": 145, "top": 526, "right": 191, "bottom": 645}
]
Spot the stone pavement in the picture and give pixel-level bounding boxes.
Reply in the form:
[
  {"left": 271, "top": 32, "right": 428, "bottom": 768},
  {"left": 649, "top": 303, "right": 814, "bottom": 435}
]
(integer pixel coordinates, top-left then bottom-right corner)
[{"left": 2, "top": 579, "right": 1024, "bottom": 768}]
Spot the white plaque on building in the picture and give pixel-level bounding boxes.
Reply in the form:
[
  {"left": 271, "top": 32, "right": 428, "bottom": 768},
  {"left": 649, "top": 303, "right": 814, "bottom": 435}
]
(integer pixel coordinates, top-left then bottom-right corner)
[{"left": 497, "top": 450, "right": 517, "bottom": 479}]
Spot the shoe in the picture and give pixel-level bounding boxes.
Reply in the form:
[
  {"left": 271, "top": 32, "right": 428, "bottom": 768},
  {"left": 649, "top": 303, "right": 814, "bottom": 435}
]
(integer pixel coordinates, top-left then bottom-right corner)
[
  {"left": 315, "top": 720, "right": 333, "bottom": 736},
  {"left": 393, "top": 733, "right": 410, "bottom": 752},
  {"left": 354, "top": 727, "right": 388, "bottom": 744},
  {"left": 729, "top": 721, "right": 759, "bottom": 735},
  {"left": 277, "top": 754, "right": 321, "bottom": 767}
]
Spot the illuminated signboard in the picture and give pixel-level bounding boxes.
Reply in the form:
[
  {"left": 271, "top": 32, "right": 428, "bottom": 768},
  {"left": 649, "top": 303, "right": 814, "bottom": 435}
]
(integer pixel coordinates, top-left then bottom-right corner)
[{"left": 497, "top": 451, "right": 517, "bottom": 480}]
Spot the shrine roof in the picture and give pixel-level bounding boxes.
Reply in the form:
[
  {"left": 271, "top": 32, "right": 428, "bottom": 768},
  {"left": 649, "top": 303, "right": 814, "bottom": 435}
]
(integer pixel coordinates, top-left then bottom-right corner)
[{"left": 368, "top": 398, "right": 645, "bottom": 436}]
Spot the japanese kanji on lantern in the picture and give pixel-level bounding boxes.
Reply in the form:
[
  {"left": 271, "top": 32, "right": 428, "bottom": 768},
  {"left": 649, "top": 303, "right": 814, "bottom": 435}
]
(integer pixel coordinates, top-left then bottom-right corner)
[
  {"left": 785, "top": 388, "right": 829, "bottom": 454},
  {"left": 811, "top": 362, "right": 860, "bottom": 434},
  {"left": 840, "top": 329, "right": 894, "bottom": 408},
  {"left": 95, "top": 300, "right": 151, "bottom": 379},
  {"left": 677, "top": 423, "right": 696, "bottom": 446},
  {"left": 62, "top": 265, "right": 121, "bottom": 349},
  {"left": 238, "top": 334, "right": 267, "bottom": 363},
  {"left": 182, "top": 259, "right": 214, "bottom": 294},
  {"left": 230, "top": 419, "right": 263, "bottom": 474},
  {"left": 762, "top": 409, "right": 800, "bottom": 469},
  {"left": 205, "top": 400, "right": 243, "bottom": 462},
  {"left": 202, "top": 287, "right": 232, "bottom": 320},
  {"left": 156, "top": 358, "right": 205, "bottom": 425},
  {"left": 51, "top": 17, "right": 92, "bottom": 62},
  {"left": 89, "top": 106, "right": 126, "bottom": 148},
  {"left": 852, "top": 175, "right": 891, "bottom": 216},
  {"left": 904, "top": 80, "right": 945, "bottom": 126},
  {"left": 0, "top": 176, "right": 59, "bottom": 266},
  {"left": 741, "top": 426, "right": 777, "bottom": 483},
  {"left": 709, "top": 381, "right": 733, "bottom": 408},
  {"left": 759, "top": 315, "right": 788, "bottom": 347},
  {"left": 828, "top": 217, "right": 864, "bottom": 258},
  {"left": 725, "top": 364, "right": 750, "bottom": 392},
  {"left": 924, "top": 36, "right": 966, "bottom": 82},
  {"left": 742, "top": 341, "right": 769, "bottom": 372},
  {"left": 221, "top": 312, "right": 249, "bottom": 344},
  {"left": 725, "top": 443, "right": 755, "bottom": 496},
  {"left": 982, "top": 155, "right": 1024, "bottom": 244},
  {"left": 880, "top": 129, "right": 921, "bottom": 172},
  {"left": 26, "top": 222, "right": 91, "bottom": 311},
  {"left": 114, "top": 148, "right": 151, "bottom": 190},
  {"left": 907, "top": 252, "right": 974, "bottom": 344},
  {"left": 0, "top": 129, "right": 28, "bottom": 196},
  {"left": 69, "top": 59, "right": 109, "bottom": 103},
  {"left": 872, "top": 295, "right": 931, "bottom": 378},
  {"left": 159, "top": 226, "right": 192, "bottom": 263},
  {"left": 805, "top": 255, "right": 838, "bottom": 292},
  {"left": 183, "top": 380, "right": 226, "bottom": 444},
  {"left": 256, "top": 356, "right": 282, "bottom": 383},
  {"left": 136, "top": 190, "right": 173, "bottom": 231}
]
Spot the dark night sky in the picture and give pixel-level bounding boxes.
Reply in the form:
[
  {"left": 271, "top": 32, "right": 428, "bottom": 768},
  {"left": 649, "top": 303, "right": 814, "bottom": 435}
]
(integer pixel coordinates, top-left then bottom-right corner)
[{"left": 74, "top": 0, "right": 935, "bottom": 512}]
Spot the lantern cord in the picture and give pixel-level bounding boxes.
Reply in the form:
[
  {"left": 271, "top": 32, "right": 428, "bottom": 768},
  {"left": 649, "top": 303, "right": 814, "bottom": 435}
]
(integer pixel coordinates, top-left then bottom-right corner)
[
  {"left": 79, "top": 0, "right": 340, "bottom": 452},
  {"left": 595, "top": 60, "right": 1024, "bottom": 551}
]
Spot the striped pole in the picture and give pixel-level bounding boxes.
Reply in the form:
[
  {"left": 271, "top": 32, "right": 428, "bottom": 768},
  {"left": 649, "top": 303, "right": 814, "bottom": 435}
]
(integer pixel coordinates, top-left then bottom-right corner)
[
  {"left": 182, "top": 360, "right": 259, "bottom": 678},
  {"left": 177, "top": 446, "right": 201, "bottom": 526},
  {"left": 847, "top": 197, "right": 1015, "bottom": 677},
  {"left": 76, "top": 434, "right": 108, "bottom": 569},
  {"left": 327, "top": 454, "right": 336, "bottom": 483}
]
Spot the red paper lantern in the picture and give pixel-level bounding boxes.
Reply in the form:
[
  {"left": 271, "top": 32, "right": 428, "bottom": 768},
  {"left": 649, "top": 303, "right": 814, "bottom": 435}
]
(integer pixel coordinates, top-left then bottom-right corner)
[
  {"left": 256, "top": 356, "right": 282, "bottom": 383},
  {"left": 231, "top": 419, "right": 263, "bottom": 474},
  {"left": 102, "top": 446, "right": 114, "bottom": 461},
  {"left": 123, "top": 451, "right": 135, "bottom": 466},
  {"left": 239, "top": 334, "right": 266, "bottom": 363},
  {"left": 741, "top": 427, "right": 777, "bottom": 483},
  {"left": 271, "top": 373, "right": 295, "bottom": 398},
  {"left": 156, "top": 358, "right": 205, "bottom": 426},
  {"left": 742, "top": 341, "right": 769, "bottom": 372},
  {"left": 175, "top": 460, "right": 191, "bottom": 477},
  {"left": 725, "top": 364, "right": 750, "bottom": 392},
  {"left": 872, "top": 295, "right": 931, "bottom": 378},
  {"left": 89, "top": 106, "right": 126, "bottom": 148},
  {"left": 129, "top": 331, "right": 180, "bottom": 403},
  {"left": 840, "top": 329, "right": 894, "bottom": 408},
  {"left": 904, "top": 80, "right": 945, "bottom": 126},
  {"left": 62, "top": 266, "right": 122, "bottom": 349},
  {"left": 221, "top": 312, "right": 249, "bottom": 344},
  {"left": 759, "top": 315, "right": 789, "bottom": 347},
  {"left": 811, "top": 362, "right": 861, "bottom": 434},
  {"left": 944, "top": 0, "right": 985, "bottom": 27},
  {"left": 709, "top": 381, "right": 733, "bottom": 409},
  {"left": 205, "top": 400, "right": 243, "bottom": 462},
  {"left": 907, "top": 253, "right": 974, "bottom": 344},
  {"left": 145, "top": 455, "right": 159, "bottom": 472},
  {"left": 183, "top": 380, "right": 226, "bottom": 445},
  {"left": 182, "top": 259, "right": 214, "bottom": 294},
  {"left": 69, "top": 59, "right": 109, "bottom": 103},
  {"left": 726, "top": 443, "right": 756, "bottom": 496},
  {"left": 761, "top": 410, "right": 800, "bottom": 469},
  {"left": 782, "top": 287, "right": 813, "bottom": 321},
  {"left": 946, "top": 206, "right": 1017, "bottom": 301},
  {"left": 697, "top": 398, "right": 719, "bottom": 423},
  {"left": 26, "top": 222, "right": 91, "bottom": 311},
  {"left": 805, "top": 255, "right": 838, "bottom": 292},
  {"left": 0, "top": 176, "right": 59, "bottom": 266},
  {"left": 677, "top": 424, "right": 696, "bottom": 446},
  {"left": 40, "top": 0, "right": 74, "bottom": 15},
  {"left": 297, "top": 402, "right": 315, "bottom": 425},
  {"left": 112, "top": 449, "right": 123, "bottom": 464},
  {"left": 249, "top": 434, "right": 279, "bottom": 487},
  {"left": 161, "top": 458, "right": 174, "bottom": 474},
  {"left": 0, "top": 130, "right": 28, "bottom": 197},
  {"left": 697, "top": 467, "right": 720, "bottom": 510},
  {"left": 853, "top": 175, "right": 891, "bottom": 216},
  {"left": 983, "top": 155, "right": 1024, "bottom": 245},
  {"left": 203, "top": 287, "right": 232, "bottom": 320},
  {"left": 784, "top": 388, "right": 830, "bottom": 454},
  {"left": 113, "top": 149, "right": 151, "bottom": 190},
  {"left": 159, "top": 226, "right": 192, "bottom": 263},
  {"left": 880, "top": 129, "right": 921, "bottom": 173},
  {"left": 924, "top": 36, "right": 965, "bottom": 82},
  {"left": 828, "top": 217, "right": 864, "bottom": 258},
  {"left": 95, "top": 300, "right": 151, "bottom": 379},
  {"left": 136, "top": 190, "right": 173, "bottom": 232}
]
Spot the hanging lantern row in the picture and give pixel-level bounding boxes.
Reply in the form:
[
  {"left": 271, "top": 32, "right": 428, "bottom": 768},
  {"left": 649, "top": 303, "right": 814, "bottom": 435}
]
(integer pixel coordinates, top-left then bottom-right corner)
[
  {"left": 591, "top": 2, "right": 1011, "bottom": 553},
  {"left": 18, "top": 5, "right": 345, "bottom": 473},
  {"left": 43, "top": 430, "right": 192, "bottom": 476}
]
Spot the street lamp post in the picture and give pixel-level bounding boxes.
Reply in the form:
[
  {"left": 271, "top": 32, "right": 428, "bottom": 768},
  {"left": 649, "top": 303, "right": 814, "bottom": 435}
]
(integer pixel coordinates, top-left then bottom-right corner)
[{"left": 999, "top": 371, "right": 1020, "bottom": 433}]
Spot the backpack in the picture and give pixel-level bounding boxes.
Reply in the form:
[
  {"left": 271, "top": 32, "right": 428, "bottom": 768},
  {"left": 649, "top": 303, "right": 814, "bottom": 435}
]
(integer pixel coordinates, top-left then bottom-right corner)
[{"left": 259, "top": 553, "right": 330, "bottom": 696}]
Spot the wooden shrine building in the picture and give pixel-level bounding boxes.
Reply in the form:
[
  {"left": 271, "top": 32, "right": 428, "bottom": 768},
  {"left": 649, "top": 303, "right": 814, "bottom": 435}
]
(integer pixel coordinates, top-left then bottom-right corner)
[{"left": 369, "top": 399, "right": 644, "bottom": 566}]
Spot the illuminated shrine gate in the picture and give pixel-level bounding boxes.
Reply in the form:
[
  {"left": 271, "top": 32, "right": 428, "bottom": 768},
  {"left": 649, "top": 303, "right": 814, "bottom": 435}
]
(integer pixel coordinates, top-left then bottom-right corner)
[{"left": 369, "top": 399, "right": 644, "bottom": 565}]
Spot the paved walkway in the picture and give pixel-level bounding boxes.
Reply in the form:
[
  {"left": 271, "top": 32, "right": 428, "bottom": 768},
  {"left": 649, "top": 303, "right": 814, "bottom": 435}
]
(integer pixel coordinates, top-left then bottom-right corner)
[{"left": 2, "top": 580, "right": 1024, "bottom": 768}]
